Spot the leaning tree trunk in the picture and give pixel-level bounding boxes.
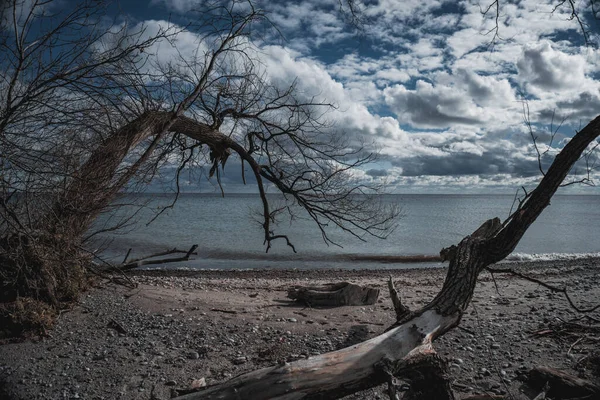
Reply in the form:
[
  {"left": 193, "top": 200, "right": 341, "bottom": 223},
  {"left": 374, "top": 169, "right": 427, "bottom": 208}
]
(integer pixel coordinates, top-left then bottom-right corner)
[
  {"left": 173, "top": 115, "right": 600, "bottom": 399},
  {"left": 52, "top": 111, "right": 234, "bottom": 239},
  {"left": 0, "top": 112, "right": 235, "bottom": 306}
]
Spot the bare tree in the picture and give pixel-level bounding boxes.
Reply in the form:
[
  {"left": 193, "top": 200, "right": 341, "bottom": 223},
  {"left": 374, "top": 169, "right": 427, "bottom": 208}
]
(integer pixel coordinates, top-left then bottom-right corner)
[{"left": 0, "top": 0, "right": 397, "bottom": 322}]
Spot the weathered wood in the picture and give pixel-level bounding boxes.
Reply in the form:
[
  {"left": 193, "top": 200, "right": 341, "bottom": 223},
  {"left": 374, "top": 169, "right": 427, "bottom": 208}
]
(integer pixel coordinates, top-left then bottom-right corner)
[
  {"left": 175, "top": 310, "right": 459, "bottom": 400},
  {"left": 287, "top": 282, "right": 380, "bottom": 306},
  {"left": 117, "top": 245, "right": 198, "bottom": 271},
  {"left": 388, "top": 277, "right": 411, "bottom": 321},
  {"left": 527, "top": 366, "right": 600, "bottom": 399}
]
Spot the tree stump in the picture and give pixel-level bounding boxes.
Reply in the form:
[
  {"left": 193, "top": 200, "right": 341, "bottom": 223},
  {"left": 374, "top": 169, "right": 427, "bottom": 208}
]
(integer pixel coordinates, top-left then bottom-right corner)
[{"left": 287, "top": 282, "right": 380, "bottom": 306}]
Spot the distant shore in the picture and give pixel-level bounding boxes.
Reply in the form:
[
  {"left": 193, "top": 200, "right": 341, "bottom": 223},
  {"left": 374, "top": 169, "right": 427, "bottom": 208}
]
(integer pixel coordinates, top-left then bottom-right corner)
[{"left": 1, "top": 257, "right": 599, "bottom": 399}]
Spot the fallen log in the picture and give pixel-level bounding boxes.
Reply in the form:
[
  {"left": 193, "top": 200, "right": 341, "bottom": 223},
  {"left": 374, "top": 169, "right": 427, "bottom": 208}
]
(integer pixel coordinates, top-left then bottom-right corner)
[
  {"left": 118, "top": 245, "right": 198, "bottom": 271},
  {"left": 287, "top": 282, "right": 380, "bottom": 306},
  {"left": 527, "top": 366, "right": 600, "bottom": 399}
]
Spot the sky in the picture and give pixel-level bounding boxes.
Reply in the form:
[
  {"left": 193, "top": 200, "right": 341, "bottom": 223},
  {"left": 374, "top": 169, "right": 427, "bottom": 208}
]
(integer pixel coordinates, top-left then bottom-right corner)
[{"left": 120, "top": 0, "right": 600, "bottom": 194}]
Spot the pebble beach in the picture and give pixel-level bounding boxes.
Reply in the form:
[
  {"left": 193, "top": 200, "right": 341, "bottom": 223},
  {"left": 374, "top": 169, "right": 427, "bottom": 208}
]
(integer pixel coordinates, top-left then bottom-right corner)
[{"left": 1, "top": 259, "right": 599, "bottom": 399}]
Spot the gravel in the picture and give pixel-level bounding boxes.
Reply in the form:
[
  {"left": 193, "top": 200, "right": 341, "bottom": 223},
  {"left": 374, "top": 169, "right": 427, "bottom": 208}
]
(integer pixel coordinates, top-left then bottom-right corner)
[{"left": 0, "top": 259, "right": 599, "bottom": 399}]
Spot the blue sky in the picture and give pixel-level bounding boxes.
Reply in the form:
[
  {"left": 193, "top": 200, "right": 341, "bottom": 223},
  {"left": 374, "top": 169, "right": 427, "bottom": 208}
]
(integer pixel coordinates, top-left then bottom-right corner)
[{"left": 113, "top": 1, "right": 600, "bottom": 193}]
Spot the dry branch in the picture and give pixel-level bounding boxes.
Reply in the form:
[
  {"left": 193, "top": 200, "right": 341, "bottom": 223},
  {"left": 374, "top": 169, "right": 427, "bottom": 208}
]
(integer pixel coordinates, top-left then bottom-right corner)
[
  {"left": 526, "top": 366, "right": 600, "bottom": 399},
  {"left": 485, "top": 266, "right": 600, "bottom": 313},
  {"left": 117, "top": 245, "right": 198, "bottom": 271}
]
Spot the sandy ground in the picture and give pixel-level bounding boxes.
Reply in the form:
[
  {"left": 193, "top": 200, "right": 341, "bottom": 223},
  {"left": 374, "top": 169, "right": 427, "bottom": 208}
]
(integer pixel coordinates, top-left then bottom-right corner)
[{"left": 1, "top": 259, "right": 599, "bottom": 399}]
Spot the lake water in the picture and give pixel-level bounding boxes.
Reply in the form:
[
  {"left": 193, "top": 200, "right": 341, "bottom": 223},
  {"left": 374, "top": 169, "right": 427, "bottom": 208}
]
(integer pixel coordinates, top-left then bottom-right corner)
[{"left": 93, "top": 193, "right": 600, "bottom": 269}]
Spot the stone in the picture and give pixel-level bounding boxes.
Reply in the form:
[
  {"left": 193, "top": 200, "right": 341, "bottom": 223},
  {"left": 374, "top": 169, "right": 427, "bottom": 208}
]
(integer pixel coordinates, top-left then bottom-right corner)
[
  {"left": 191, "top": 378, "right": 206, "bottom": 388},
  {"left": 233, "top": 356, "right": 247, "bottom": 365}
]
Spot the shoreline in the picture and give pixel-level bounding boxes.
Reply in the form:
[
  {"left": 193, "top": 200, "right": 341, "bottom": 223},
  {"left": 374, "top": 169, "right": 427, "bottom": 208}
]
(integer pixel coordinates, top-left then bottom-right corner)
[
  {"left": 1, "top": 257, "right": 599, "bottom": 399},
  {"left": 126, "top": 256, "right": 600, "bottom": 277}
]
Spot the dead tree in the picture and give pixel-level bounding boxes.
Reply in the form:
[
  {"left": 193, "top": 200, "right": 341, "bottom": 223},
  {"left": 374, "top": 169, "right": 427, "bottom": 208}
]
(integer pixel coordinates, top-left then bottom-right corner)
[
  {"left": 0, "top": 0, "right": 397, "bottom": 317},
  {"left": 172, "top": 114, "right": 600, "bottom": 399}
]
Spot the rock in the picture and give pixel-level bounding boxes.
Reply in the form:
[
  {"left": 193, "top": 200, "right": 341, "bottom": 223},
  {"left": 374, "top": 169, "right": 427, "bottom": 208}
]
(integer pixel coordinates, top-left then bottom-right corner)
[
  {"left": 165, "top": 380, "right": 177, "bottom": 386},
  {"left": 449, "top": 362, "right": 461, "bottom": 370},
  {"left": 233, "top": 356, "right": 247, "bottom": 365},
  {"left": 187, "top": 351, "right": 200, "bottom": 360},
  {"left": 191, "top": 378, "right": 206, "bottom": 388}
]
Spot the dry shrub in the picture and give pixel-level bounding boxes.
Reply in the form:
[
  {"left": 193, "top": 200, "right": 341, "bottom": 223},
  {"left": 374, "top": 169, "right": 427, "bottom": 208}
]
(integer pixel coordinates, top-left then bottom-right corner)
[
  {"left": 0, "top": 298, "right": 57, "bottom": 338},
  {"left": 1, "top": 233, "right": 88, "bottom": 303},
  {"left": 0, "top": 232, "right": 90, "bottom": 337}
]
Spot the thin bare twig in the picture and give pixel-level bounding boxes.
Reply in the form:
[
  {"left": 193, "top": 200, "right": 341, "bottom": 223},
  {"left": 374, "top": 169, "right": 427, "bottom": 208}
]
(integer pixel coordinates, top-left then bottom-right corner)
[{"left": 485, "top": 266, "right": 600, "bottom": 313}]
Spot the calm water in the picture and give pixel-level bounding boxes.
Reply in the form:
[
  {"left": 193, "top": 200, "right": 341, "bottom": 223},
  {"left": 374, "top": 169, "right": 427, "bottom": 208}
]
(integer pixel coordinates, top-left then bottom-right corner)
[{"left": 93, "top": 193, "right": 600, "bottom": 269}]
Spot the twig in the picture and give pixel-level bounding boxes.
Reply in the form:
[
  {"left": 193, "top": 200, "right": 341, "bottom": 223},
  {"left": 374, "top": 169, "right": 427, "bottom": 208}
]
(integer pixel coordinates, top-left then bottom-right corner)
[
  {"left": 485, "top": 267, "right": 600, "bottom": 313},
  {"left": 210, "top": 308, "right": 238, "bottom": 314},
  {"left": 458, "top": 325, "right": 476, "bottom": 336},
  {"left": 122, "top": 248, "right": 132, "bottom": 264},
  {"left": 567, "top": 336, "right": 585, "bottom": 356},
  {"left": 107, "top": 318, "right": 128, "bottom": 335}
]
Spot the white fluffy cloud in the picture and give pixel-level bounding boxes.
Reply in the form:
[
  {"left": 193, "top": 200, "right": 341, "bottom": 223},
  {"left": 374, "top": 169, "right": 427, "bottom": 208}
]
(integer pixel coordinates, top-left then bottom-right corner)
[
  {"left": 144, "top": 0, "right": 599, "bottom": 192},
  {"left": 518, "top": 42, "right": 588, "bottom": 93},
  {"left": 383, "top": 69, "right": 518, "bottom": 129}
]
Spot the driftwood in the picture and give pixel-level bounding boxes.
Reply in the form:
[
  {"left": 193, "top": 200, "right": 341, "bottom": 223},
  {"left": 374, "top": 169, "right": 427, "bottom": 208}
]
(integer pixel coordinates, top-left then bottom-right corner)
[
  {"left": 527, "top": 366, "right": 600, "bottom": 399},
  {"left": 117, "top": 245, "right": 198, "bottom": 271},
  {"left": 287, "top": 282, "right": 380, "bottom": 306},
  {"left": 173, "top": 115, "right": 600, "bottom": 400}
]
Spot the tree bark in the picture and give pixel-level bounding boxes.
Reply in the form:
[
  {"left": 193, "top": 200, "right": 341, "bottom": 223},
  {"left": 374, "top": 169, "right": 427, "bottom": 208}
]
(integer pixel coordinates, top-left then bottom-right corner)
[
  {"left": 53, "top": 112, "right": 234, "bottom": 238},
  {"left": 173, "top": 114, "right": 600, "bottom": 399}
]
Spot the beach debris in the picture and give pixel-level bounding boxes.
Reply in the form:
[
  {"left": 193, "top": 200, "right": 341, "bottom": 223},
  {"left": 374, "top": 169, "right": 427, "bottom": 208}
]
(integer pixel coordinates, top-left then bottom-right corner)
[
  {"left": 287, "top": 282, "right": 380, "bottom": 307},
  {"left": 526, "top": 366, "right": 600, "bottom": 399},
  {"left": 117, "top": 245, "right": 198, "bottom": 271},
  {"left": 106, "top": 318, "right": 127, "bottom": 335},
  {"left": 210, "top": 308, "right": 237, "bottom": 314}
]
